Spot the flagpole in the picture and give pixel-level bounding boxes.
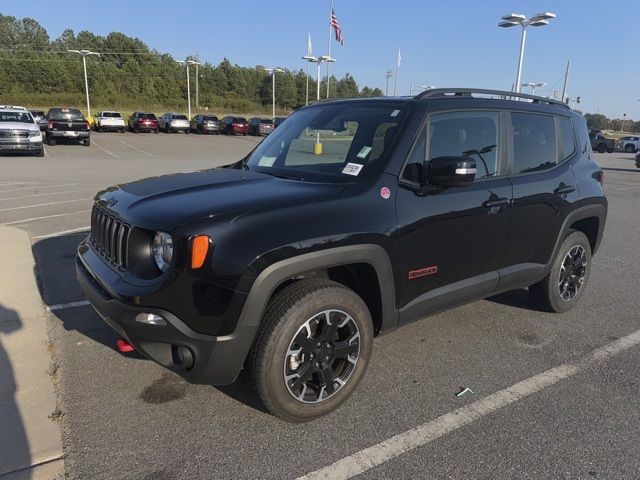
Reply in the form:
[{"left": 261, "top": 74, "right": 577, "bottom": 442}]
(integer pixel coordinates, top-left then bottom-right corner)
[
  {"left": 393, "top": 46, "right": 400, "bottom": 96},
  {"left": 326, "top": 0, "right": 334, "bottom": 98}
]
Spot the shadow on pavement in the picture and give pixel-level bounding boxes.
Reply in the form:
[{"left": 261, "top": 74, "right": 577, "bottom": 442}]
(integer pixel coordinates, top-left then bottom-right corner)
[
  {"left": 486, "top": 288, "right": 545, "bottom": 312},
  {"left": 0, "top": 304, "right": 31, "bottom": 479}
]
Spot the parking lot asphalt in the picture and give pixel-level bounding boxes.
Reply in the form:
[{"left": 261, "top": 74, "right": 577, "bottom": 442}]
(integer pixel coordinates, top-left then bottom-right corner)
[{"left": 1, "top": 134, "right": 639, "bottom": 479}]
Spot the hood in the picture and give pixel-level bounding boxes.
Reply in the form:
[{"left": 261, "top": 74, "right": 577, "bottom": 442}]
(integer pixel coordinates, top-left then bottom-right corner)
[
  {"left": 95, "top": 167, "right": 345, "bottom": 231},
  {"left": 0, "top": 122, "right": 39, "bottom": 132}
]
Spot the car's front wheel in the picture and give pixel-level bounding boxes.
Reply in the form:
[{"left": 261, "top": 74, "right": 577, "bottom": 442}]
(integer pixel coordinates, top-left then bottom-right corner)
[
  {"left": 625, "top": 144, "right": 635, "bottom": 153},
  {"left": 529, "top": 230, "right": 591, "bottom": 313},
  {"left": 250, "top": 279, "right": 373, "bottom": 422}
]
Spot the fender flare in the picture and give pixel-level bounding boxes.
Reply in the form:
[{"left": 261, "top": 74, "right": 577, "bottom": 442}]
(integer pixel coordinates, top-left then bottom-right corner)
[
  {"left": 223, "top": 244, "right": 398, "bottom": 382},
  {"left": 549, "top": 203, "right": 607, "bottom": 266}
]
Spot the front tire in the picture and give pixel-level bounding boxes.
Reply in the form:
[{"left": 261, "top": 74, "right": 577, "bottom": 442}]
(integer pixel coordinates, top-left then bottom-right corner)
[
  {"left": 529, "top": 230, "right": 591, "bottom": 313},
  {"left": 597, "top": 144, "right": 606, "bottom": 154},
  {"left": 250, "top": 279, "right": 373, "bottom": 422},
  {"left": 624, "top": 144, "right": 635, "bottom": 153},
  {"left": 83, "top": 138, "right": 91, "bottom": 147}
]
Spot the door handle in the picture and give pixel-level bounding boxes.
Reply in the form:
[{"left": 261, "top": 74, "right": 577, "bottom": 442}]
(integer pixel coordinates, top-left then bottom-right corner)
[
  {"left": 554, "top": 185, "right": 576, "bottom": 195},
  {"left": 483, "top": 198, "right": 510, "bottom": 209}
]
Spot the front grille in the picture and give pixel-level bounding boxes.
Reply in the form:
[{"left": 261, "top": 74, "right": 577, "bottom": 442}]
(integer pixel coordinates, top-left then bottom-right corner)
[
  {"left": 0, "top": 129, "right": 29, "bottom": 138},
  {"left": 90, "top": 205, "right": 130, "bottom": 270}
]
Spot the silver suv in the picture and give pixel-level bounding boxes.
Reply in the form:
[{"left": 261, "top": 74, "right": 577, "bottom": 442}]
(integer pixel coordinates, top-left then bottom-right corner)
[
  {"left": 159, "top": 113, "right": 190, "bottom": 134},
  {"left": 0, "top": 106, "right": 43, "bottom": 156}
]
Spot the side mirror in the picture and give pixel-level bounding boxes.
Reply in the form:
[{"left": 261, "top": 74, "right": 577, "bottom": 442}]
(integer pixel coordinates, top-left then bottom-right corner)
[{"left": 427, "top": 156, "right": 476, "bottom": 187}]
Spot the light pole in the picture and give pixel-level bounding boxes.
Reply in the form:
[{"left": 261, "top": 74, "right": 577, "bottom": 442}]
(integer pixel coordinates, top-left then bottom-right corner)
[
  {"left": 522, "top": 81, "right": 547, "bottom": 96},
  {"left": 68, "top": 49, "right": 100, "bottom": 117},
  {"left": 302, "top": 55, "right": 335, "bottom": 155},
  {"left": 621, "top": 113, "right": 627, "bottom": 133},
  {"left": 499, "top": 12, "right": 556, "bottom": 94},
  {"left": 177, "top": 60, "right": 200, "bottom": 119},
  {"left": 264, "top": 67, "right": 284, "bottom": 120}
]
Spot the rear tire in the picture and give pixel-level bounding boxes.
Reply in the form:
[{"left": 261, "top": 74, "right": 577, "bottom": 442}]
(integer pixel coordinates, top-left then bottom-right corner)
[
  {"left": 83, "top": 138, "right": 91, "bottom": 147},
  {"left": 94, "top": 124, "right": 101, "bottom": 132},
  {"left": 597, "top": 144, "right": 606, "bottom": 154},
  {"left": 529, "top": 230, "right": 591, "bottom": 313},
  {"left": 250, "top": 279, "right": 373, "bottom": 422},
  {"left": 624, "top": 144, "right": 635, "bottom": 153},
  {"left": 606, "top": 147, "right": 614, "bottom": 153},
  {"left": 47, "top": 136, "right": 56, "bottom": 146},
  {"left": 154, "top": 129, "right": 159, "bottom": 134}
]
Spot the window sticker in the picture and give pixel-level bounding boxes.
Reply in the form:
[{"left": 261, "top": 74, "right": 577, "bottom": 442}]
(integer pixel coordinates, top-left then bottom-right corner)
[
  {"left": 342, "top": 162, "right": 364, "bottom": 176},
  {"left": 258, "top": 156, "right": 277, "bottom": 167},
  {"left": 391, "top": 109, "right": 400, "bottom": 117},
  {"left": 357, "top": 146, "right": 373, "bottom": 159}
]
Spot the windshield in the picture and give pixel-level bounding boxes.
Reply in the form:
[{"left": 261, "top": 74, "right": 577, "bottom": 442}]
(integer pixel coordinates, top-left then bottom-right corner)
[
  {"left": 0, "top": 112, "right": 34, "bottom": 123},
  {"left": 102, "top": 112, "right": 121, "bottom": 118},
  {"left": 49, "top": 109, "right": 83, "bottom": 120},
  {"left": 245, "top": 102, "right": 408, "bottom": 182}
]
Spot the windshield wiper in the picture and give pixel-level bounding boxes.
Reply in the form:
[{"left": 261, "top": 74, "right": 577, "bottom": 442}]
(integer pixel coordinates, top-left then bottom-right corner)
[{"left": 262, "top": 171, "right": 305, "bottom": 181}]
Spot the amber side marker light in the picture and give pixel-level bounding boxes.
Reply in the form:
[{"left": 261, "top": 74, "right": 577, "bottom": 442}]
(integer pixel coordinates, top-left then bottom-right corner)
[{"left": 191, "top": 235, "right": 210, "bottom": 269}]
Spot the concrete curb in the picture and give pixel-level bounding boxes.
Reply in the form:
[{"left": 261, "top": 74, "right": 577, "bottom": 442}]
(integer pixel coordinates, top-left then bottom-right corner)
[{"left": 0, "top": 226, "right": 63, "bottom": 479}]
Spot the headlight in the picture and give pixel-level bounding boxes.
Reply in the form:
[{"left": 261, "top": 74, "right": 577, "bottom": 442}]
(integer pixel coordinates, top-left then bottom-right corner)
[
  {"left": 152, "top": 232, "right": 173, "bottom": 272},
  {"left": 29, "top": 130, "right": 41, "bottom": 137}
]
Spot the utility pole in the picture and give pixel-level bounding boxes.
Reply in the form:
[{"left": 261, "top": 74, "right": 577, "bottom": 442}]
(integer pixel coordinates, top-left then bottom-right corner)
[
  {"left": 385, "top": 70, "right": 393, "bottom": 96},
  {"left": 195, "top": 52, "right": 200, "bottom": 108},
  {"left": 561, "top": 60, "right": 570, "bottom": 103}
]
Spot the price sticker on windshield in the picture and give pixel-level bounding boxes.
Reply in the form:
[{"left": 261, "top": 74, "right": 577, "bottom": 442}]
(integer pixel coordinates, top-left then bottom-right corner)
[{"left": 342, "top": 163, "right": 364, "bottom": 176}]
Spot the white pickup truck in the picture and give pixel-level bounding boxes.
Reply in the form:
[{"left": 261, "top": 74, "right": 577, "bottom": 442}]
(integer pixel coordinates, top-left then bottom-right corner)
[
  {"left": 94, "top": 111, "right": 126, "bottom": 133},
  {"left": 616, "top": 135, "right": 640, "bottom": 153}
]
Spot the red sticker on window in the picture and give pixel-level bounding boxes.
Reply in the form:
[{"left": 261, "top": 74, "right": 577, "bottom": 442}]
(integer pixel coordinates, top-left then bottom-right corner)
[{"left": 380, "top": 187, "right": 391, "bottom": 199}]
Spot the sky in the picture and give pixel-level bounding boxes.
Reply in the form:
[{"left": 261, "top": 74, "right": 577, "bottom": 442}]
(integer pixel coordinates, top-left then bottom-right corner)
[{"left": 3, "top": 0, "right": 639, "bottom": 119}]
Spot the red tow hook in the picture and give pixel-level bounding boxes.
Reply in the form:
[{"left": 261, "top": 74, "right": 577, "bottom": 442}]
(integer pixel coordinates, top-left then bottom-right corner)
[{"left": 116, "top": 338, "right": 135, "bottom": 353}]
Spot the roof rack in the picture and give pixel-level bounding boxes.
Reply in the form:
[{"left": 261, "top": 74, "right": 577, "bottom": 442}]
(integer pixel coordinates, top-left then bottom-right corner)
[{"left": 414, "top": 88, "right": 570, "bottom": 109}]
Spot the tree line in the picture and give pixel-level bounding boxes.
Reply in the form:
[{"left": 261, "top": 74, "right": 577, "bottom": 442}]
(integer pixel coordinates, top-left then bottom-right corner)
[
  {"left": 583, "top": 113, "right": 640, "bottom": 134},
  {"left": 0, "top": 14, "right": 383, "bottom": 114}
]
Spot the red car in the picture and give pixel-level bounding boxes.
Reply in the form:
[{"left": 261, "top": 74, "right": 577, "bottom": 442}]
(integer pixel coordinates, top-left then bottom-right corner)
[
  {"left": 220, "top": 116, "right": 249, "bottom": 135},
  {"left": 128, "top": 112, "right": 159, "bottom": 133}
]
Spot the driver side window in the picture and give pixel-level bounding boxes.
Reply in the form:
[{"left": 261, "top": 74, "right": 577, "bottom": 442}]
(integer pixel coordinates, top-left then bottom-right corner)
[{"left": 427, "top": 111, "right": 501, "bottom": 179}]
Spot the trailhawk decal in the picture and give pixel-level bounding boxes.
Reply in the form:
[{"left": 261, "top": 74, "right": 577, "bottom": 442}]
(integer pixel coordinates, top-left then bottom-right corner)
[{"left": 408, "top": 265, "right": 438, "bottom": 280}]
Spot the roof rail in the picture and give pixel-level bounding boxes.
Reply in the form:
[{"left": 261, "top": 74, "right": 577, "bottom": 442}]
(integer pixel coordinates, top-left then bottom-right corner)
[{"left": 414, "top": 88, "right": 570, "bottom": 109}]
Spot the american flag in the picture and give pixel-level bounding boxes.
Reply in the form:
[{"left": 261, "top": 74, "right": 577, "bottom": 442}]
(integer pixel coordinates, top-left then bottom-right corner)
[{"left": 330, "top": 9, "right": 344, "bottom": 45}]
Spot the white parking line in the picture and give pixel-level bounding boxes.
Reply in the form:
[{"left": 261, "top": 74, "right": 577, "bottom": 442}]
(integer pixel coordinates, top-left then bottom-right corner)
[
  {"left": 0, "top": 181, "right": 41, "bottom": 185},
  {"left": 47, "top": 300, "right": 90, "bottom": 311},
  {"left": 0, "top": 187, "right": 97, "bottom": 202},
  {"left": 32, "top": 226, "right": 89, "bottom": 239},
  {"left": 43, "top": 146, "right": 50, "bottom": 158},
  {"left": 119, "top": 140, "right": 156, "bottom": 156},
  {"left": 0, "top": 198, "right": 90, "bottom": 212},
  {"left": 0, "top": 210, "right": 91, "bottom": 226},
  {"left": 92, "top": 140, "right": 120, "bottom": 158},
  {"left": 0, "top": 183, "right": 79, "bottom": 194},
  {"left": 297, "top": 329, "right": 640, "bottom": 480}
]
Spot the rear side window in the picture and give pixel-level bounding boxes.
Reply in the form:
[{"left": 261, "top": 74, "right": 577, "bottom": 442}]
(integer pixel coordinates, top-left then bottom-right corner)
[
  {"left": 427, "top": 111, "right": 501, "bottom": 179},
  {"left": 558, "top": 117, "right": 576, "bottom": 160},
  {"left": 511, "top": 113, "right": 557, "bottom": 174}
]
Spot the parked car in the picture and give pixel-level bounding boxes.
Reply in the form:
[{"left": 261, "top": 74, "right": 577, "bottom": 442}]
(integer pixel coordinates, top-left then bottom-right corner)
[
  {"left": 159, "top": 113, "right": 190, "bottom": 134},
  {"left": 77, "top": 88, "right": 607, "bottom": 422},
  {"left": 248, "top": 117, "right": 275, "bottom": 136},
  {"left": 635, "top": 151, "right": 640, "bottom": 168},
  {"left": 589, "top": 130, "right": 615, "bottom": 153},
  {"left": 220, "top": 116, "right": 249, "bottom": 135},
  {"left": 128, "top": 112, "right": 159, "bottom": 133},
  {"left": 190, "top": 114, "right": 220, "bottom": 134},
  {"left": 94, "top": 111, "right": 126, "bottom": 133},
  {"left": 29, "top": 110, "right": 47, "bottom": 131},
  {"left": 45, "top": 108, "right": 90, "bottom": 146},
  {"left": 615, "top": 135, "right": 640, "bottom": 153},
  {"left": 0, "top": 105, "right": 43, "bottom": 156},
  {"left": 273, "top": 116, "right": 286, "bottom": 128}
]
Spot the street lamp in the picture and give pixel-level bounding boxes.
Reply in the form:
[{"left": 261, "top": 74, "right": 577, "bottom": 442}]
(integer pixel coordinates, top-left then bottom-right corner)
[
  {"left": 499, "top": 12, "right": 556, "bottom": 94},
  {"left": 264, "top": 67, "right": 284, "bottom": 120},
  {"left": 177, "top": 60, "right": 200, "bottom": 119},
  {"left": 302, "top": 55, "right": 335, "bottom": 101},
  {"left": 301, "top": 55, "right": 335, "bottom": 155},
  {"left": 522, "top": 81, "right": 547, "bottom": 95},
  {"left": 68, "top": 49, "right": 100, "bottom": 117}
]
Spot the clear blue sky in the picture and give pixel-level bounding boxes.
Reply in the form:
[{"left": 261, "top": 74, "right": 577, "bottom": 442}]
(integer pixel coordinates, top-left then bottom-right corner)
[{"left": 4, "top": 0, "right": 639, "bottom": 119}]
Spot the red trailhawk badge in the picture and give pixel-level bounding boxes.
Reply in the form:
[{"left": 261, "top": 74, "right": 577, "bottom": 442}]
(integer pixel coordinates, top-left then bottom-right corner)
[{"left": 408, "top": 265, "right": 438, "bottom": 280}]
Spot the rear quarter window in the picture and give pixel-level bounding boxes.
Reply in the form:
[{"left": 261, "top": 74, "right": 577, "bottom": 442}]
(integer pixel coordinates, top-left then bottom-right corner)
[{"left": 558, "top": 117, "right": 576, "bottom": 160}]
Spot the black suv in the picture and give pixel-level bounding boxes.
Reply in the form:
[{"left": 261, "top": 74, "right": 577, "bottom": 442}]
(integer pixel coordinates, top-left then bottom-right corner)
[{"left": 77, "top": 89, "right": 607, "bottom": 422}]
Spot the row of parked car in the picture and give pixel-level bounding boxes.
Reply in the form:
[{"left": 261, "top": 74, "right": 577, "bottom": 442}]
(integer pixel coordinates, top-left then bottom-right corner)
[
  {"left": 589, "top": 130, "right": 640, "bottom": 153},
  {"left": 29, "top": 108, "right": 287, "bottom": 140}
]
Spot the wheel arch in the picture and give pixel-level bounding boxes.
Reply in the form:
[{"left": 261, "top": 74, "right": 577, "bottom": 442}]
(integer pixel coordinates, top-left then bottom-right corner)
[{"left": 551, "top": 203, "right": 607, "bottom": 263}]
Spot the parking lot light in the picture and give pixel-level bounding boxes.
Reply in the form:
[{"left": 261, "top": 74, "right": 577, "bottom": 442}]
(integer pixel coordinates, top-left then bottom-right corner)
[
  {"left": 177, "top": 60, "right": 200, "bottom": 119},
  {"left": 498, "top": 12, "right": 556, "bottom": 94},
  {"left": 68, "top": 49, "right": 100, "bottom": 118},
  {"left": 264, "top": 67, "right": 285, "bottom": 120},
  {"left": 522, "top": 82, "right": 547, "bottom": 95}
]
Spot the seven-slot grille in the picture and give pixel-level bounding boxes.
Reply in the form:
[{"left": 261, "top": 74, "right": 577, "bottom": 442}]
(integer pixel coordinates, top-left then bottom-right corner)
[{"left": 90, "top": 205, "right": 130, "bottom": 270}]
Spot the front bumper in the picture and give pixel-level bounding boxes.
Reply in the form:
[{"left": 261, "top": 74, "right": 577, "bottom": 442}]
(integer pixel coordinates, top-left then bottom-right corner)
[
  {"left": 76, "top": 250, "right": 252, "bottom": 385},
  {"left": 0, "top": 141, "right": 43, "bottom": 152}
]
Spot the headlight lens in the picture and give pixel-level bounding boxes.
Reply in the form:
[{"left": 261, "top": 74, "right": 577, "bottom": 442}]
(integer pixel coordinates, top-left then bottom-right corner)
[
  {"left": 29, "top": 130, "right": 41, "bottom": 137},
  {"left": 152, "top": 232, "right": 173, "bottom": 272}
]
